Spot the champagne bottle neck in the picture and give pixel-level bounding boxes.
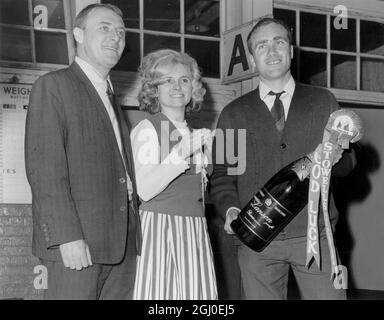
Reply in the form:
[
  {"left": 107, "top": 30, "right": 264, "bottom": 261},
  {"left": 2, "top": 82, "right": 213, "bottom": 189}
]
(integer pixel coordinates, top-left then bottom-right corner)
[{"left": 291, "top": 155, "right": 312, "bottom": 181}]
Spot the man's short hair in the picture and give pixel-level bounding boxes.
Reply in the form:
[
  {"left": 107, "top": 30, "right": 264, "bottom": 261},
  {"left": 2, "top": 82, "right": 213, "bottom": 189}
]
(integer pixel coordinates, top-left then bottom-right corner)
[
  {"left": 74, "top": 3, "right": 123, "bottom": 29},
  {"left": 246, "top": 17, "right": 292, "bottom": 53}
]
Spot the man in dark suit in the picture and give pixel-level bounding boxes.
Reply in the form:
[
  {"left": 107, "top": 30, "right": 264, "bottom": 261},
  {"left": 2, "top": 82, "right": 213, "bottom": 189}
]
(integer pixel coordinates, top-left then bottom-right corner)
[
  {"left": 25, "top": 3, "right": 141, "bottom": 299},
  {"left": 210, "top": 17, "right": 357, "bottom": 299}
]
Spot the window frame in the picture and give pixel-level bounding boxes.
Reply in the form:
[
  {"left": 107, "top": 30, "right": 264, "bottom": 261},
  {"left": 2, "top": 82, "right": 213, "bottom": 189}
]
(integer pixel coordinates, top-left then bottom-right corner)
[
  {"left": 111, "top": 0, "right": 222, "bottom": 79},
  {"left": 0, "top": 0, "right": 74, "bottom": 70},
  {"left": 274, "top": 0, "right": 384, "bottom": 106}
]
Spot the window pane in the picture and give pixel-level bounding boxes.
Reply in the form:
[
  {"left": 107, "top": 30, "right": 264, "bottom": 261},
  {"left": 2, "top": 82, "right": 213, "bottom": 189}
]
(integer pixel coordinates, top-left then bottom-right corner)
[
  {"left": 103, "top": 0, "right": 139, "bottom": 29},
  {"left": 0, "top": 0, "right": 30, "bottom": 26},
  {"left": 299, "top": 51, "right": 326, "bottom": 87},
  {"left": 114, "top": 32, "right": 140, "bottom": 72},
  {"left": 144, "top": 0, "right": 179, "bottom": 33},
  {"left": 331, "top": 17, "right": 356, "bottom": 52},
  {"left": 361, "top": 20, "right": 384, "bottom": 56},
  {"left": 185, "top": 39, "right": 219, "bottom": 78},
  {"left": 290, "top": 47, "right": 298, "bottom": 80},
  {"left": 273, "top": 8, "right": 296, "bottom": 45},
  {"left": 185, "top": 0, "right": 219, "bottom": 37},
  {"left": 144, "top": 34, "right": 180, "bottom": 55},
  {"left": 300, "top": 12, "right": 326, "bottom": 48},
  {"left": 0, "top": 26, "right": 32, "bottom": 61},
  {"left": 361, "top": 58, "right": 384, "bottom": 92},
  {"left": 35, "top": 31, "right": 68, "bottom": 64},
  {"left": 331, "top": 54, "right": 356, "bottom": 90},
  {"left": 32, "top": 0, "right": 65, "bottom": 29}
]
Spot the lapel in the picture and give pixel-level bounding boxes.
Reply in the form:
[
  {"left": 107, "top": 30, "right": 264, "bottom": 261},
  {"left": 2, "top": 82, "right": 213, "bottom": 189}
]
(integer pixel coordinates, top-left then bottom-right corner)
[
  {"left": 68, "top": 62, "right": 134, "bottom": 180},
  {"left": 69, "top": 62, "right": 119, "bottom": 142}
]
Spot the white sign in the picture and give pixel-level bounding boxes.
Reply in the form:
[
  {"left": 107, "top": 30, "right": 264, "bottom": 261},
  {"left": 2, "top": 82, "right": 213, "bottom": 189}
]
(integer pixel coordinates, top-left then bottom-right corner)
[
  {"left": 222, "top": 20, "right": 257, "bottom": 84},
  {"left": 0, "top": 83, "right": 32, "bottom": 204}
]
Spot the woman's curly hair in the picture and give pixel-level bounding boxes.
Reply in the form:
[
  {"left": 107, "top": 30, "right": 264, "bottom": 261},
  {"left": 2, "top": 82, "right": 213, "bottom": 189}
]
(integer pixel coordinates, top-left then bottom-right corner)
[{"left": 137, "top": 49, "right": 206, "bottom": 115}]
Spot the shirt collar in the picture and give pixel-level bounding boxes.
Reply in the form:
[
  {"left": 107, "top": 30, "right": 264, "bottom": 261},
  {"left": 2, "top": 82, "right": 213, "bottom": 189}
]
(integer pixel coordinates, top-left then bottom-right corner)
[
  {"left": 75, "top": 56, "right": 111, "bottom": 89},
  {"left": 259, "top": 75, "right": 296, "bottom": 101}
]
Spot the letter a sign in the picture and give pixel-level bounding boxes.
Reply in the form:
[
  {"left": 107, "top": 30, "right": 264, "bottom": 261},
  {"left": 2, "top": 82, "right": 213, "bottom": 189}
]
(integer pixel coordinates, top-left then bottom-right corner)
[{"left": 222, "top": 20, "right": 258, "bottom": 84}]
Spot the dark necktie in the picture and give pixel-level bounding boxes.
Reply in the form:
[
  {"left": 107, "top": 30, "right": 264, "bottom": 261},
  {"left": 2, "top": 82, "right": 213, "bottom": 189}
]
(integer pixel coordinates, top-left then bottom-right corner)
[
  {"left": 269, "top": 91, "right": 285, "bottom": 134},
  {"left": 106, "top": 81, "right": 118, "bottom": 117}
]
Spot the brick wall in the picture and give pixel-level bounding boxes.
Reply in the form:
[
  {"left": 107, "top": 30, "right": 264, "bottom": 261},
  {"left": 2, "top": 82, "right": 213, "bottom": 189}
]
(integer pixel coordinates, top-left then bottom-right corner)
[{"left": 0, "top": 205, "right": 43, "bottom": 299}]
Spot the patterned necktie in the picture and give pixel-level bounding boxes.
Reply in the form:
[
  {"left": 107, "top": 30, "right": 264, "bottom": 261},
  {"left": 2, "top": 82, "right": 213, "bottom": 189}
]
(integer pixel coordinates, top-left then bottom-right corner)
[
  {"left": 106, "top": 80, "right": 128, "bottom": 156},
  {"left": 106, "top": 81, "right": 118, "bottom": 116},
  {"left": 269, "top": 91, "right": 285, "bottom": 134}
]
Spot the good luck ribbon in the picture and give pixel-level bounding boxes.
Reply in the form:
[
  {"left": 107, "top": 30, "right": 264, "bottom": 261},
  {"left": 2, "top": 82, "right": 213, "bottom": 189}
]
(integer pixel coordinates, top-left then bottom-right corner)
[{"left": 306, "top": 109, "right": 363, "bottom": 284}]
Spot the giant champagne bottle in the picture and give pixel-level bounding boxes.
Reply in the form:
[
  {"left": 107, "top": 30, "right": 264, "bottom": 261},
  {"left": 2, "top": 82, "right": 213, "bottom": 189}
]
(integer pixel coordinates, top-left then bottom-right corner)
[
  {"left": 230, "top": 108, "right": 362, "bottom": 252},
  {"left": 230, "top": 155, "right": 312, "bottom": 252}
]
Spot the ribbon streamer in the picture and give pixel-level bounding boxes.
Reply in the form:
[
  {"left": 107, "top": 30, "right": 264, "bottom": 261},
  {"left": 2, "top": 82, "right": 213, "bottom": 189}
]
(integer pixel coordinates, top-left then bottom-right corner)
[
  {"left": 319, "top": 142, "right": 339, "bottom": 279},
  {"left": 306, "top": 109, "right": 363, "bottom": 282},
  {"left": 306, "top": 139, "right": 340, "bottom": 279},
  {"left": 306, "top": 147, "right": 321, "bottom": 267}
]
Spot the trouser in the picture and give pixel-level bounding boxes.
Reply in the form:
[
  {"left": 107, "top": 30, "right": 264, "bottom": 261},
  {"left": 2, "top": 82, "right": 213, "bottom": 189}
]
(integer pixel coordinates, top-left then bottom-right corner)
[
  {"left": 237, "top": 233, "right": 347, "bottom": 300},
  {"left": 41, "top": 207, "right": 137, "bottom": 300}
]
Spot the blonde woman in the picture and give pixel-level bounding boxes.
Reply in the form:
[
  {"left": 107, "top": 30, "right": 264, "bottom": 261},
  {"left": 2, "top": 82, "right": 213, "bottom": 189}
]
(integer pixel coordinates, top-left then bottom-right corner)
[{"left": 131, "top": 49, "right": 217, "bottom": 300}]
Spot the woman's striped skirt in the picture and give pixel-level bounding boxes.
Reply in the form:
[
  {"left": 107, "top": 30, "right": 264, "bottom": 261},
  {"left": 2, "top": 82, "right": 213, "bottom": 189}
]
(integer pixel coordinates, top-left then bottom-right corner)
[{"left": 133, "top": 210, "right": 218, "bottom": 300}]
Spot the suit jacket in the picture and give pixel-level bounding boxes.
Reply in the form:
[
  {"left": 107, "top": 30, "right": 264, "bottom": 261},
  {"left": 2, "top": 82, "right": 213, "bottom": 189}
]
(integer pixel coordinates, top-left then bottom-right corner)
[
  {"left": 25, "top": 62, "right": 141, "bottom": 263},
  {"left": 210, "top": 83, "right": 356, "bottom": 240}
]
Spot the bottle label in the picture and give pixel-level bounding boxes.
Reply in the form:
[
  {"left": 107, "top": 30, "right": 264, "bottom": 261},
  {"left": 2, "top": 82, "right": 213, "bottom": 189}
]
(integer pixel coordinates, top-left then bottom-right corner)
[{"left": 238, "top": 188, "right": 291, "bottom": 241}]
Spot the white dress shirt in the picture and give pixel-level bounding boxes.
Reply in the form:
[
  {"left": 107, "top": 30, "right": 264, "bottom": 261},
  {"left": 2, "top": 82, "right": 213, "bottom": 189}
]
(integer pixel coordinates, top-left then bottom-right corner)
[{"left": 258, "top": 75, "right": 296, "bottom": 120}]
